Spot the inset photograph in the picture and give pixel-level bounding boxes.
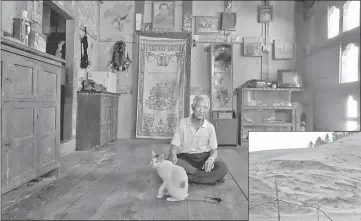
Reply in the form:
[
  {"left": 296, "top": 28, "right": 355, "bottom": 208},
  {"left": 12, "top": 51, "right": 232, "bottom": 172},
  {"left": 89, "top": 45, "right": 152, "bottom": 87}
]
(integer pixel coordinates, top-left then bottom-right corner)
[{"left": 249, "top": 131, "right": 361, "bottom": 221}]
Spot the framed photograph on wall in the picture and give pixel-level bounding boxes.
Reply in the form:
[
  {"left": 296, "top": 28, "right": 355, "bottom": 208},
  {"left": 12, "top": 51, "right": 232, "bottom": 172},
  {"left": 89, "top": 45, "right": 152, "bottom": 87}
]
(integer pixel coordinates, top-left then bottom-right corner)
[
  {"left": 273, "top": 39, "right": 294, "bottom": 60},
  {"left": 194, "top": 16, "right": 221, "bottom": 35},
  {"left": 243, "top": 37, "right": 263, "bottom": 57},
  {"left": 221, "top": 12, "right": 237, "bottom": 31},
  {"left": 258, "top": 5, "right": 273, "bottom": 23},
  {"left": 152, "top": 1, "right": 175, "bottom": 30}
]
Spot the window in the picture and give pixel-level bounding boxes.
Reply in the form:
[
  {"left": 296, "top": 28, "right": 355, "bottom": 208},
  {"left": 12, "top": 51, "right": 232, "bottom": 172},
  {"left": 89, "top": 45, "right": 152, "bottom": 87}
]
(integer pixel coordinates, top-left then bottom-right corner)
[
  {"left": 343, "top": 1, "right": 360, "bottom": 32},
  {"left": 346, "top": 95, "right": 360, "bottom": 130},
  {"left": 340, "top": 43, "right": 360, "bottom": 83},
  {"left": 328, "top": 1, "right": 360, "bottom": 39},
  {"left": 328, "top": 6, "right": 340, "bottom": 39}
]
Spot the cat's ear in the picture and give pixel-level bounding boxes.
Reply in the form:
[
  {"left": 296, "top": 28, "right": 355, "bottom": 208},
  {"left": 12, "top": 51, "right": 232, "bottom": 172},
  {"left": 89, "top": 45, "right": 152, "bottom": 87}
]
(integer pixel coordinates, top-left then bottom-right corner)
[{"left": 152, "top": 150, "right": 156, "bottom": 158}]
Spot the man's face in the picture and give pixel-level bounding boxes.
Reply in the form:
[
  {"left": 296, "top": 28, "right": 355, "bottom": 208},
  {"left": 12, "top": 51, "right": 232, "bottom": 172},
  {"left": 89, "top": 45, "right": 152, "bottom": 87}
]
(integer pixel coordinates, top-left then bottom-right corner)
[
  {"left": 193, "top": 99, "right": 208, "bottom": 120},
  {"left": 159, "top": 4, "right": 169, "bottom": 16}
]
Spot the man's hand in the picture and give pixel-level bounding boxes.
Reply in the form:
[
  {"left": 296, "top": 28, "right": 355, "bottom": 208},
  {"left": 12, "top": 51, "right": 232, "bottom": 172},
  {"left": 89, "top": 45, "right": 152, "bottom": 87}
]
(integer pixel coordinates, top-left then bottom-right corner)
[
  {"left": 168, "top": 153, "right": 178, "bottom": 164},
  {"left": 202, "top": 158, "right": 214, "bottom": 172}
]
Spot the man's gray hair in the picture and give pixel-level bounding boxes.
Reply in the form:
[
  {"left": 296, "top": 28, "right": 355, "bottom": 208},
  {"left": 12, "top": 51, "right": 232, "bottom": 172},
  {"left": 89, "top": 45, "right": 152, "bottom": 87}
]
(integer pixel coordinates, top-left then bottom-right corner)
[{"left": 191, "top": 95, "right": 206, "bottom": 110}]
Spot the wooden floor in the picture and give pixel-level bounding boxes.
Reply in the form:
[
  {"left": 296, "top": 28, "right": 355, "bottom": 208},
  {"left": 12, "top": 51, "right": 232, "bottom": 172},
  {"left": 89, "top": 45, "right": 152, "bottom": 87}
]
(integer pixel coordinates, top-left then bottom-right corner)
[{"left": 1, "top": 140, "right": 249, "bottom": 220}]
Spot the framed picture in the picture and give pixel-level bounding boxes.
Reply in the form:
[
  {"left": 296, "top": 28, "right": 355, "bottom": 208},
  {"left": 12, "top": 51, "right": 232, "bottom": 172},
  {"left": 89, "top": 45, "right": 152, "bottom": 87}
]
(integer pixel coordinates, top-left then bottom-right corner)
[
  {"left": 243, "top": 37, "right": 263, "bottom": 57},
  {"left": 152, "top": 1, "right": 175, "bottom": 30},
  {"left": 194, "top": 16, "right": 221, "bottom": 35},
  {"left": 258, "top": 5, "right": 273, "bottom": 23},
  {"left": 221, "top": 12, "right": 237, "bottom": 31},
  {"left": 273, "top": 39, "right": 294, "bottom": 60},
  {"left": 277, "top": 70, "right": 301, "bottom": 88}
]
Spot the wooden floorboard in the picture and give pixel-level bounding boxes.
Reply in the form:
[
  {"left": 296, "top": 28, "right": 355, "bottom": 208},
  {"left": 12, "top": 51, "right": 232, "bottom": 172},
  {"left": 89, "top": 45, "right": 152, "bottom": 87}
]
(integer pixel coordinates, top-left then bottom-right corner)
[
  {"left": 219, "top": 148, "right": 249, "bottom": 199},
  {"left": 1, "top": 142, "right": 249, "bottom": 220}
]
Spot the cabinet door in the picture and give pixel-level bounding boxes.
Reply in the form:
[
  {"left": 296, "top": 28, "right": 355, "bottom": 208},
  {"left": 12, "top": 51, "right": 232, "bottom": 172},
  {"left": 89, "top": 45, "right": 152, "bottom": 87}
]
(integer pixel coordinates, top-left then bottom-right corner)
[
  {"left": 37, "top": 102, "right": 59, "bottom": 175},
  {"left": 214, "top": 119, "right": 238, "bottom": 146},
  {"left": 36, "top": 62, "right": 60, "bottom": 175},
  {"left": 1, "top": 102, "right": 38, "bottom": 194},
  {"left": 1, "top": 52, "right": 37, "bottom": 101}
]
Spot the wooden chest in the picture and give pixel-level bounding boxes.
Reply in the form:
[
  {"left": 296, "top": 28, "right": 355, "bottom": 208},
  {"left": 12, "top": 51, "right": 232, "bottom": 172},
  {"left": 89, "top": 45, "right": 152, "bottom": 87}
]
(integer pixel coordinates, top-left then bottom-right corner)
[{"left": 76, "top": 91, "right": 120, "bottom": 151}]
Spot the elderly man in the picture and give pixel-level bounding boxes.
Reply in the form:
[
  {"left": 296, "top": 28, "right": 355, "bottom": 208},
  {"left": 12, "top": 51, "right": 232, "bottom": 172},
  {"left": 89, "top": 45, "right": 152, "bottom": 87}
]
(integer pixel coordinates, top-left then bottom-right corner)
[{"left": 168, "top": 95, "right": 229, "bottom": 185}]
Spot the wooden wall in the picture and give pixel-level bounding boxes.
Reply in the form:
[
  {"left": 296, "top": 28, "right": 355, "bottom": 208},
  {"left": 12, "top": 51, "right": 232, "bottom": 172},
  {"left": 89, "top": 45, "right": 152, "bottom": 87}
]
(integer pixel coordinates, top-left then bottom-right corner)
[
  {"left": 96, "top": 0, "right": 298, "bottom": 139},
  {"left": 2, "top": 0, "right": 299, "bottom": 142},
  {"left": 296, "top": 1, "right": 360, "bottom": 131}
]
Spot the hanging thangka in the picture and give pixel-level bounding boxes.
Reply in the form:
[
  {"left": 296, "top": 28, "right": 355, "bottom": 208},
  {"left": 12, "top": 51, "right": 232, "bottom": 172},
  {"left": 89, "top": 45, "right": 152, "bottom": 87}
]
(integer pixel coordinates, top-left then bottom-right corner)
[{"left": 136, "top": 35, "right": 190, "bottom": 139}]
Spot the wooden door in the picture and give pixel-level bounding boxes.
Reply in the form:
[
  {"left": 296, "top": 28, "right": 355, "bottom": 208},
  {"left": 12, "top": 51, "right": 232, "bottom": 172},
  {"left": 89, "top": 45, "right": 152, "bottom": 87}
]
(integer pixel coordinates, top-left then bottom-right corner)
[
  {"left": 36, "top": 63, "right": 60, "bottom": 176},
  {"left": 1, "top": 102, "right": 38, "bottom": 194},
  {"left": 1, "top": 53, "right": 39, "bottom": 194},
  {"left": 1, "top": 52, "right": 38, "bottom": 102}
]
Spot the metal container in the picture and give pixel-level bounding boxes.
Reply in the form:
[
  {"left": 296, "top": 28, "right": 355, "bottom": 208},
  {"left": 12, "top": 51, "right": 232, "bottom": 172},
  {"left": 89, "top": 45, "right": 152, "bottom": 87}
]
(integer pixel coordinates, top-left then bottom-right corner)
[{"left": 13, "top": 17, "right": 32, "bottom": 46}]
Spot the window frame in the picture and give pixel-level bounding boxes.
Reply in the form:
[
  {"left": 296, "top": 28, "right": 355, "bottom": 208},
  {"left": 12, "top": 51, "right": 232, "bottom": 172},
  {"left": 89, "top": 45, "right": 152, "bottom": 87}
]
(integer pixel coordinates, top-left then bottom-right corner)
[
  {"left": 328, "top": 1, "right": 360, "bottom": 39},
  {"left": 346, "top": 95, "right": 360, "bottom": 130},
  {"left": 339, "top": 40, "right": 360, "bottom": 83}
]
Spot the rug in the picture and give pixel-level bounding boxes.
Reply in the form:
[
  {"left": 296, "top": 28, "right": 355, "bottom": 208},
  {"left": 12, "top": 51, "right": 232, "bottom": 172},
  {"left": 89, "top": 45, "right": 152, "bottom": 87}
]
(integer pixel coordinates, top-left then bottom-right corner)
[{"left": 136, "top": 34, "right": 190, "bottom": 139}]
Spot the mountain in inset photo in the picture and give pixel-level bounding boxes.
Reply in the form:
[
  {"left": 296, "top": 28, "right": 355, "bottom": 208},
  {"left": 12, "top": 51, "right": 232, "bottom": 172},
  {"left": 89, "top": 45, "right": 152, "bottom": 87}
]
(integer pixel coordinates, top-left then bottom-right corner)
[{"left": 249, "top": 132, "right": 361, "bottom": 221}]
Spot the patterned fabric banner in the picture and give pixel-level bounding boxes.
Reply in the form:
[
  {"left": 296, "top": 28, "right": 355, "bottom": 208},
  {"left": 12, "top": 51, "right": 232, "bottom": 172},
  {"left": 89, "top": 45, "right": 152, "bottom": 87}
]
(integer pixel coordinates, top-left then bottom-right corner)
[{"left": 136, "top": 35, "right": 188, "bottom": 139}]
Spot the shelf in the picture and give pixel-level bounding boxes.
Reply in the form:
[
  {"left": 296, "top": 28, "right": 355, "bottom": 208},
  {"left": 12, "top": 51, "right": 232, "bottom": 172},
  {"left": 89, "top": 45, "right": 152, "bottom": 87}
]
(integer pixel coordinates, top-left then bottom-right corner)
[
  {"left": 242, "top": 106, "right": 294, "bottom": 110},
  {"left": 242, "top": 123, "right": 293, "bottom": 127},
  {"left": 239, "top": 87, "right": 304, "bottom": 92}
]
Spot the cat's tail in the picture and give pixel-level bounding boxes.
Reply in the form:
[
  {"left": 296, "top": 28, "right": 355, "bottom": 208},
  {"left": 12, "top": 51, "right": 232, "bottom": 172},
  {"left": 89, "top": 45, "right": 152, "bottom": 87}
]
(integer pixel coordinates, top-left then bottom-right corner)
[{"left": 186, "top": 194, "right": 222, "bottom": 203}]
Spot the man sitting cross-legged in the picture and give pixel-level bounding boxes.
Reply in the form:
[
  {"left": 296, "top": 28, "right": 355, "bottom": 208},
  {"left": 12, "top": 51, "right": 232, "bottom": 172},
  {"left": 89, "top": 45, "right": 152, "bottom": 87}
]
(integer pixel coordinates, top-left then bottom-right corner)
[{"left": 168, "top": 95, "right": 229, "bottom": 185}]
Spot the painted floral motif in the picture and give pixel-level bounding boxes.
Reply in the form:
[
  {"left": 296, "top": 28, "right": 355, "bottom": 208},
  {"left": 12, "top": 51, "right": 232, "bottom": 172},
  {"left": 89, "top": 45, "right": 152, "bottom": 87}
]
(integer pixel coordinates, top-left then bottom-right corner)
[
  {"left": 166, "top": 113, "right": 177, "bottom": 133},
  {"left": 145, "top": 82, "right": 176, "bottom": 111},
  {"left": 143, "top": 114, "right": 155, "bottom": 132}
]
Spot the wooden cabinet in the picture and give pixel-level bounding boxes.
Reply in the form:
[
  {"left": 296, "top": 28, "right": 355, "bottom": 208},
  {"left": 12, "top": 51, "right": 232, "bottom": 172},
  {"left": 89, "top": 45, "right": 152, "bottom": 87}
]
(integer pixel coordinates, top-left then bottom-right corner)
[
  {"left": 76, "top": 91, "right": 120, "bottom": 151},
  {"left": 236, "top": 87, "right": 305, "bottom": 145},
  {"left": 1, "top": 37, "right": 62, "bottom": 195}
]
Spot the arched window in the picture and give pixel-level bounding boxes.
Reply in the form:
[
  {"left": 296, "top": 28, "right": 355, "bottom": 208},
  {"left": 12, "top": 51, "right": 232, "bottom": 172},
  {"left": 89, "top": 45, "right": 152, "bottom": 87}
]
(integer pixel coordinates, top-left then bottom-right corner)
[
  {"left": 346, "top": 95, "right": 359, "bottom": 130},
  {"left": 328, "top": 6, "right": 340, "bottom": 39},
  {"left": 343, "top": 1, "right": 360, "bottom": 32},
  {"left": 340, "top": 43, "right": 359, "bottom": 83}
]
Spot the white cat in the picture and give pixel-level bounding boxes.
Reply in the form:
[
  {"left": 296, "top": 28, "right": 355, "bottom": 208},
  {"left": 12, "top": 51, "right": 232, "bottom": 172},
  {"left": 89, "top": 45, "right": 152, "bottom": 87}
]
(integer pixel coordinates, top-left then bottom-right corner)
[{"left": 151, "top": 151, "right": 222, "bottom": 203}]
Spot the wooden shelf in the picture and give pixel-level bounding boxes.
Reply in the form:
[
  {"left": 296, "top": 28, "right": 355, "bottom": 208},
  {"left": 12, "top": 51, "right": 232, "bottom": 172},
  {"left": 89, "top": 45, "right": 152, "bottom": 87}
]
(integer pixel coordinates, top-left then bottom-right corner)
[
  {"left": 243, "top": 105, "right": 294, "bottom": 110},
  {"left": 242, "top": 123, "right": 292, "bottom": 127},
  {"left": 238, "top": 87, "right": 304, "bottom": 92}
]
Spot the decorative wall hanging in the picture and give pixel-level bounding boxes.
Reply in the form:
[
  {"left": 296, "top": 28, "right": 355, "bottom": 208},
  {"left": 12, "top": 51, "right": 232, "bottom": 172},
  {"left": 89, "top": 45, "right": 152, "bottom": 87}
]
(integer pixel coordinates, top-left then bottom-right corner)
[
  {"left": 109, "top": 40, "right": 132, "bottom": 73},
  {"left": 273, "top": 39, "right": 294, "bottom": 60},
  {"left": 210, "top": 43, "right": 233, "bottom": 111},
  {"left": 194, "top": 16, "right": 221, "bottom": 35},
  {"left": 80, "top": 27, "right": 90, "bottom": 69},
  {"left": 258, "top": 5, "right": 273, "bottom": 23},
  {"left": 221, "top": 12, "right": 237, "bottom": 31},
  {"left": 136, "top": 32, "right": 191, "bottom": 139},
  {"left": 100, "top": 1, "right": 135, "bottom": 42},
  {"left": 243, "top": 37, "right": 263, "bottom": 57},
  {"left": 152, "top": 1, "right": 175, "bottom": 31}
]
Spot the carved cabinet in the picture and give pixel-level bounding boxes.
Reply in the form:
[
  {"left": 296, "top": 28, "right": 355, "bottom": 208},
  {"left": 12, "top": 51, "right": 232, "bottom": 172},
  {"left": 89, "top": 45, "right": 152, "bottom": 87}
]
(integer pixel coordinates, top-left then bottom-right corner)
[
  {"left": 1, "top": 37, "right": 62, "bottom": 195},
  {"left": 76, "top": 91, "right": 120, "bottom": 151}
]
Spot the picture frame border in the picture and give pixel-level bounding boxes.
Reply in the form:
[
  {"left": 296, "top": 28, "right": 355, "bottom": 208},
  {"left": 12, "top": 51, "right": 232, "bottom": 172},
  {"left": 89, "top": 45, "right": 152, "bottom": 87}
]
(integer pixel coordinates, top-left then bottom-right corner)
[
  {"left": 243, "top": 37, "right": 263, "bottom": 57},
  {"left": 273, "top": 39, "right": 295, "bottom": 60},
  {"left": 151, "top": 0, "right": 176, "bottom": 32},
  {"left": 194, "top": 16, "right": 221, "bottom": 35},
  {"left": 258, "top": 5, "right": 273, "bottom": 23},
  {"left": 220, "top": 12, "right": 237, "bottom": 31}
]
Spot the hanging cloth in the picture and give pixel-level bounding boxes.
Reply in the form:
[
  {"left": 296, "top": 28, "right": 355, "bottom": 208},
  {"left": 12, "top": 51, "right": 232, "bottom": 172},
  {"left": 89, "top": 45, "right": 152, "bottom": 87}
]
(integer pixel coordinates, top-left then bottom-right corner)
[{"left": 80, "top": 27, "right": 90, "bottom": 69}]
